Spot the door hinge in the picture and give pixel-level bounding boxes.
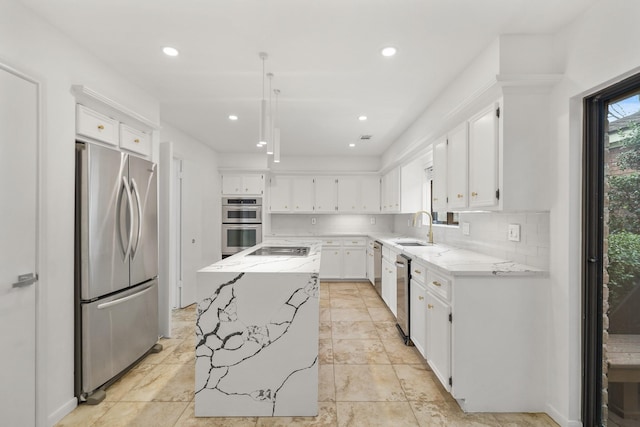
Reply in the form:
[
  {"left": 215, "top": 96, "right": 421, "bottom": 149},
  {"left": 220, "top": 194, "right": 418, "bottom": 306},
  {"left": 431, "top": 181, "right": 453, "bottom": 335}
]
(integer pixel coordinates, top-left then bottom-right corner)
[
  {"left": 178, "top": 280, "right": 183, "bottom": 289},
  {"left": 449, "top": 377, "right": 453, "bottom": 386},
  {"left": 446, "top": 197, "right": 448, "bottom": 203},
  {"left": 496, "top": 107, "right": 500, "bottom": 118},
  {"left": 269, "top": 178, "right": 272, "bottom": 184},
  {"left": 495, "top": 189, "right": 500, "bottom": 200},
  {"left": 449, "top": 313, "right": 452, "bottom": 323}
]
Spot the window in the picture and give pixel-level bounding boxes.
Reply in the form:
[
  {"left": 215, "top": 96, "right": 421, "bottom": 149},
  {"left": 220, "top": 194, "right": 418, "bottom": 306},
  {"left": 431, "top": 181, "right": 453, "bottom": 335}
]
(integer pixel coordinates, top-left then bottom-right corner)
[{"left": 425, "top": 167, "right": 459, "bottom": 225}]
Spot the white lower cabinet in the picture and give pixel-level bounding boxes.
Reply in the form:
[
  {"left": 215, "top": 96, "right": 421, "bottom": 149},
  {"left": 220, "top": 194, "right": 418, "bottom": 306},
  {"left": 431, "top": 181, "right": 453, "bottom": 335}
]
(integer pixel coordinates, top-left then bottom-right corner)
[
  {"left": 425, "top": 288, "right": 451, "bottom": 392},
  {"left": 319, "top": 238, "right": 367, "bottom": 280},
  {"left": 343, "top": 247, "right": 366, "bottom": 279},
  {"left": 320, "top": 246, "right": 342, "bottom": 279},
  {"left": 381, "top": 257, "right": 397, "bottom": 317},
  {"left": 409, "top": 262, "right": 546, "bottom": 412},
  {"left": 409, "top": 279, "right": 427, "bottom": 358},
  {"left": 366, "top": 239, "right": 375, "bottom": 285}
]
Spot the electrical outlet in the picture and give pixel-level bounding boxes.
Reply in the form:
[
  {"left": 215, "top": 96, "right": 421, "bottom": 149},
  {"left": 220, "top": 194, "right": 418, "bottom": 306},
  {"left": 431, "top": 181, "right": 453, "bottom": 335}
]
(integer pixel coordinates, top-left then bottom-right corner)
[
  {"left": 462, "top": 222, "right": 470, "bottom": 236},
  {"left": 311, "top": 217, "right": 316, "bottom": 225},
  {"left": 508, "top": 224, "right": 521, "bottom": 242},
  {"left": 370, "top": 217, "right": 376, "bottom": 225}
]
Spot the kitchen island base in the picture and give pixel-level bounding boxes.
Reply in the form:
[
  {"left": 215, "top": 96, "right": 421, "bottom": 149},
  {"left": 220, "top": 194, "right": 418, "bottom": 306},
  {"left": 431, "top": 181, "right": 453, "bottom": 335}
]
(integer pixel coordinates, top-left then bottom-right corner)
[{"left": 195, "top": 271, "right": 319, "bottom": 417}]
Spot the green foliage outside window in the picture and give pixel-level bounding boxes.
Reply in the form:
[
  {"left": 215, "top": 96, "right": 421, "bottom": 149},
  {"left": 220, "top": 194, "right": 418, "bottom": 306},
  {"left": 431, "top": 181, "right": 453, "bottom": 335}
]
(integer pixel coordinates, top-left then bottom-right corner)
[{"left": 607, "top": 121, "right": 640, "bottom": 312}]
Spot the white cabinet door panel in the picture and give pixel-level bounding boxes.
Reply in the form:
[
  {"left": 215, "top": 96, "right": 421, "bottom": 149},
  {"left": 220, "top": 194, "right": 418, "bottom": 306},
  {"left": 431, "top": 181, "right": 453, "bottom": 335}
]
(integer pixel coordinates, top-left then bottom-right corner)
[
  {"left": 269, "top": 176, "right": 292, "bottom": 212},
  {"left": 315, "top": 177, "right": 337, "bottom": 213},
  {"left": 343, "top": 247, "right": 366, "bottom": 279},
  {"left": 361, "top": 176, "right": 381, "bottom": 212},
  {"left": 426, "top": 291, "right": 451, "bottom": 392},
  {"left": 410, "top": 279, "right": 427, "bottom": 358},
  {"left": 432, "top": 137, "right": 448, "bottom": 212},
  {"left": 447, "top": 123, "right": 468, "bottom": 210},
  {"left": 292, "top": 176, "right": 314, "bottom": 212},
  {"left": 469, "top": 104, "right": 499, "bottom": 208},
  {"left": 320, "top": 247, "right": 342, "bottom": 279}
]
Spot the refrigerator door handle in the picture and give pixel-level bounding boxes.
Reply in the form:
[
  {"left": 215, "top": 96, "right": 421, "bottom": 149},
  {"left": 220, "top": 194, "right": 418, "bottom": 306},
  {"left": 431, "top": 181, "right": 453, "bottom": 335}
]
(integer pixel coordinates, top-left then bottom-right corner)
[
  {"left": 130, "top": 178, "right": 143, "bottom": 261},
  {"left": 97, "top": 285, "right": 154, "bottom": 310},
  {"left": 117, "top": 175, "right": 135, "bottom": 261}
]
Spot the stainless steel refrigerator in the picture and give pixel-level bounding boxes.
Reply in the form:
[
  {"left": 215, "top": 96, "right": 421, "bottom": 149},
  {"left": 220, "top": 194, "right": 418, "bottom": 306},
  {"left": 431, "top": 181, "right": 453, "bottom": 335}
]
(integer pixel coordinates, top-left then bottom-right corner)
[{"left": 74, "top": 142, "right": 159, "bottom": 402}]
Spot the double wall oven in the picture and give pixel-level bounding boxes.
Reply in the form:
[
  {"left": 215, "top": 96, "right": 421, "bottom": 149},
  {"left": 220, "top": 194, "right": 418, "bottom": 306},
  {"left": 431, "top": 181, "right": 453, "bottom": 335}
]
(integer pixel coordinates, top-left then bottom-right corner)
[{"left": 221, "top": 197, "right": 262, "bottom": 258}]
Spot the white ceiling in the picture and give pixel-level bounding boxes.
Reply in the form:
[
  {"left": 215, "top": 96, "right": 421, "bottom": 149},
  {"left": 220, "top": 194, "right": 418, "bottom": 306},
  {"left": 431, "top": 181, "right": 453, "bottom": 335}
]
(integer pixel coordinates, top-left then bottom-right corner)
[{"left": 20, "top": 0, "right": 596, "bottom": 157}]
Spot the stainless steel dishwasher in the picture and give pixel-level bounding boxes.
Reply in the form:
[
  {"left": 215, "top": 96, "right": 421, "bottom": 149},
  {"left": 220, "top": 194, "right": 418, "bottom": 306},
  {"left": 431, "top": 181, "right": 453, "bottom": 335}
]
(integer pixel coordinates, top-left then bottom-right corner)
[
  {"left": 396, "top": 253, "right": 413, "bottom": 346},
  {"left": 373, "top": 241, "right": 382, "bottom": 297}
]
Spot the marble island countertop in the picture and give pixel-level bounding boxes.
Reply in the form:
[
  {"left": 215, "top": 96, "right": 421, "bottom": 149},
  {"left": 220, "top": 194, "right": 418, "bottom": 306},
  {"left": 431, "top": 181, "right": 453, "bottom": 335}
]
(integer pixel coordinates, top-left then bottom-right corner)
[{"left": 199, "top": 238, "right": 322, "bottom": 274}]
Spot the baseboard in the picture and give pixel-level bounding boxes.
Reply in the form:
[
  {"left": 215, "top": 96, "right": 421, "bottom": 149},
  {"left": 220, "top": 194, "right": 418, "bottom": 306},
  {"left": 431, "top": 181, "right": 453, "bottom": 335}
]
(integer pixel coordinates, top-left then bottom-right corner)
[
  {"left": 546, "top": 402, "right": 583, "bottom": 427},
  {"left": 47, "top": 397, "right": 77, "bottom": 427}
]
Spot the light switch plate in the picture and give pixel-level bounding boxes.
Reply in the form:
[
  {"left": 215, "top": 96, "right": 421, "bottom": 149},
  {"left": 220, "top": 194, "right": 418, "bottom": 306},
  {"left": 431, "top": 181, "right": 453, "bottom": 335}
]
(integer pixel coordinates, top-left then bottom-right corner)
[
  {"left": 462, "top": 222, "right": 470, "bottom": 236},
  {"left": 370, "top": 217, "right": 376, "bottom": 225},
  {"left": 508, "top": 224, "right": 521, "bottom": 242}
]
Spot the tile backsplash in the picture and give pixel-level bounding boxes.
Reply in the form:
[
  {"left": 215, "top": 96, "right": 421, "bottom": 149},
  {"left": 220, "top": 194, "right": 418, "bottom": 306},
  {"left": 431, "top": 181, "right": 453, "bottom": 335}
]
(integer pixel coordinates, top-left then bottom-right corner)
[
  {"left": 269, "top": 214, "right": 394, "bottom": 235},
  {"left": 393, "top": 211, "right": 550, "bottom": 270}
]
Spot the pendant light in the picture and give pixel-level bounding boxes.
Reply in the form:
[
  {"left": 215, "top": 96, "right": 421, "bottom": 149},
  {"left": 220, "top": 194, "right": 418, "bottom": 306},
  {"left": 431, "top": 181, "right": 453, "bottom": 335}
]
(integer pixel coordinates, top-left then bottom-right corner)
[
  {"left": 274, "top": 89, "right": 281, "bottom": 163},
  {"left": 266, "top": 73, "right": 274, "bottom": 155},
  {"left": 258, "top": 52, "right": 268, "bottom": 147}
]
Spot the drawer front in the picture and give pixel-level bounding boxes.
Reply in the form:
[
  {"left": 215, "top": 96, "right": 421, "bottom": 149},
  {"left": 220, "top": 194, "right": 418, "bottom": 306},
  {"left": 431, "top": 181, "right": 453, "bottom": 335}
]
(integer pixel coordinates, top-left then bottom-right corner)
[
  {"left": 76, "top": 105, "right": 118, "bottom": 145},
  {"left": 411, "top": 262, "right": 427, "bottom": 285},
  {"left": 321, "top": 238, "right": 342, "bottom": 247},
  {"left": 344, "top": 237, "right": 366, "bottom": 247},
  {"left": 426, "top": 270, "right": 451, "bottom": 301},
  {"left": 120, "top": 124, "right": 151, "bottom": 156}
]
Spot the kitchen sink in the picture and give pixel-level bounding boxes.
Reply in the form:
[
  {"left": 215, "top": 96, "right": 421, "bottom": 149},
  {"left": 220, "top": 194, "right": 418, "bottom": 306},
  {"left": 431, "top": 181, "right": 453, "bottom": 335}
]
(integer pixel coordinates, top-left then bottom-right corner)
[{"left": 247, "top": 246, "right": 310, "bottom": 256}]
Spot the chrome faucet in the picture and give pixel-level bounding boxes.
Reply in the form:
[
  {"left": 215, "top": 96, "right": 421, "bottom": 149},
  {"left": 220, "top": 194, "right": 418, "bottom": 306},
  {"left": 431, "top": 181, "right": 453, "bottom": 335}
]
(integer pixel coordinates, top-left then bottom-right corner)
[{"left": 412, "top": 210, "right": 434, "bottom": 244}]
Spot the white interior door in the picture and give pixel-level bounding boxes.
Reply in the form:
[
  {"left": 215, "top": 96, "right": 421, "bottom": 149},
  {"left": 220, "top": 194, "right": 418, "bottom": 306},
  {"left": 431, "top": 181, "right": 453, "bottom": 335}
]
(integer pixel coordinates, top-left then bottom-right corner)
[
  {"left": 179, "top": 159, "right": 200, "bottom": 308},
  {"left": 0, "top": 65, "right": 38, "bottom": 425},
  {"left": 172, "top": 157, "right": 184, "bottom": 308}
]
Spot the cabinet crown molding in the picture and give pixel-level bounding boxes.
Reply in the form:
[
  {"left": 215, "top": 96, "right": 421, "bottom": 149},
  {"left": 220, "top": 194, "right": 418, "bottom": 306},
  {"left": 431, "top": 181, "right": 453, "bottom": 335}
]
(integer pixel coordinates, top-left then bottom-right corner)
[{"left": 71, "top": 85, "right": 159, "bottom": 132}]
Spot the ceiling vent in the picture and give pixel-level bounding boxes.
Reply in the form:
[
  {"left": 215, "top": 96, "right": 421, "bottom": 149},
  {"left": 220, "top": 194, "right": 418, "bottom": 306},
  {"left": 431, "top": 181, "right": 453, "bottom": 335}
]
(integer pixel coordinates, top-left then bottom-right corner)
[{"left": 359, "top": 135, "right": 373, "bottom": 141}]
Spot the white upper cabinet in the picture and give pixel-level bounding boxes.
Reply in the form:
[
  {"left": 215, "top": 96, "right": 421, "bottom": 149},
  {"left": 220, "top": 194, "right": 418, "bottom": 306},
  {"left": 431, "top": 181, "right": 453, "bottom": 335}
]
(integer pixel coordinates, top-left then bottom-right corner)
[
  {"left": 337, "top": 176, "right": 359, "bottom": 212},
  {"left": 76, "top": 105, "right": 118, "bottom": 146},
  {"left": 432, "top": 136, "right": 448, "bottom": 212},
  {"left": 315, "top": 177, "right": 337, "bottom": 213},
  {"left": 292, "top": 176, "right": 315, "bottom": 212},
  {"left": 222, "top": 173, "right": 264, "bottom": 195},
  {"left": 268, "top": 175, "right": 292, "bottom": 212},
  {"left": 361, "top": 176, "right": 381, "bottom": 213},
  {"left": 446, "top": 122, "right": 468, "bottom": 210},
  {"left": 401, "top": 155, "right": 427, "bottom": 213},
  {"left": 337, "top": 176, "right": 380, "bottom": 213},
  {"left": 381, "top": 167, "right": 401, "bottom": 213},
  {"left": 468, "top": 104, "right": 499, "bottom": 208},
  {"left": 119, "top": 124, "right": 151, "bottom": 157}
]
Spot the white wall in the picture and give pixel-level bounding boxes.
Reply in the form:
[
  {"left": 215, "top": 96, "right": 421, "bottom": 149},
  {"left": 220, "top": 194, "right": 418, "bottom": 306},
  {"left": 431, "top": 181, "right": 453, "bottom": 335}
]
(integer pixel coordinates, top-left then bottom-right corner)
[
  {"left": 1, "top": 1, "right": 160, "bottom": 424},
  {"left": 160, "top": 122, "right": 221, "bottom": 309},
  {"left": 547, "top": 2, "right": 640, "bottom": 425}
]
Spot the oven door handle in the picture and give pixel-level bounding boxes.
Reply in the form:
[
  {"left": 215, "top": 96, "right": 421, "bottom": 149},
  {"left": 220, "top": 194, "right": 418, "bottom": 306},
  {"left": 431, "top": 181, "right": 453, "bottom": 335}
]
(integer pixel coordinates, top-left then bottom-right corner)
[{"left": 223, "top": 224, "right": 261, "bottom": 229}]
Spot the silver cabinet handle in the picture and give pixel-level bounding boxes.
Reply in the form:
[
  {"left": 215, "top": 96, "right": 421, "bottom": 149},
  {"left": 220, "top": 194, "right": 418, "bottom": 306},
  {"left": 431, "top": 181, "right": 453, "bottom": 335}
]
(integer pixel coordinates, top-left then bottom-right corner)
[{"left": 12, "top": 273, "right": 38, "bottom": 288}]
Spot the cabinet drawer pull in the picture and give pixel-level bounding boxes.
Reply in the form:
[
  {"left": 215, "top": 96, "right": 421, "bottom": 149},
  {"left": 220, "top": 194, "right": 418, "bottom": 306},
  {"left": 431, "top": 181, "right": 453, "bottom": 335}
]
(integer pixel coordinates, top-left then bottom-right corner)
[
  {"left": 433, "top": 281, "right": 442, "bottom": 287},
  {"left": 427, "top": 304, "right": 434, "bottom": 309},
  {"left": 472, "top": 192, "right": 478, "bottom": 197},
  {"left": 97, "top": 124, "right": 105, "bottom": 130},
  {"left": 414, "top": 269, "right": 422, "bottom": 275},
  {"left": 457, "top": 193, "right": 463, "bottom": 198},
  {"left": 418, "top": 296, "right": 424, "bottom": 301},
  {"left": 346, "top": 251, "right": 350, "bottom": 255},
  {"left": 134, "top": 138, "right": 140, "bottom": 143},
  {"left": 433, "top": 198, "right": 438, "bottom": 202}
]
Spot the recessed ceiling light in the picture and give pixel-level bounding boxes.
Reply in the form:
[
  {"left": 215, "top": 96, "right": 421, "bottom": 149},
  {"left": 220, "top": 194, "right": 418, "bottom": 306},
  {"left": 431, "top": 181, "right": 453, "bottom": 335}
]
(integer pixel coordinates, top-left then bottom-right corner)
[
  {"left": 162, "top": 46, "right": 179, "bottom": 57},
  {"left": 358, "top": 115, "right": 367, "bottom": 121},
  {"left": 228, "top": 115, "right": 238, "bottom": 121},
  {"left": 349, "top": 143, "right": 356, "bottom": 148},
  {"left": 381, "top": 46, "right": 397, "bottom": 57}
]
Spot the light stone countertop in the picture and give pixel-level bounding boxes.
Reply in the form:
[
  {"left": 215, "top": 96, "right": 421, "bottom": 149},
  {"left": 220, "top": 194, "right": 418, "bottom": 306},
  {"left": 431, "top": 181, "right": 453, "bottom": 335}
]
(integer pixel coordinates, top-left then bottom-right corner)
[
  {"left": 199, "top": 238, "right": 322, "bottom": 274},
  {"left": 266, "top": 233, "right": 545, "bottom": 277}
]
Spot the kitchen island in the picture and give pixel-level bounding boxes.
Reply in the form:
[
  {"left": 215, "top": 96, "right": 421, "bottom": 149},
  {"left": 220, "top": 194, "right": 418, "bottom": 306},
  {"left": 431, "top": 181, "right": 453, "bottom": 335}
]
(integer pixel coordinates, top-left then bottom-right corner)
[{"left": 194, "top": 239, "right": 322, "bottom": 417}]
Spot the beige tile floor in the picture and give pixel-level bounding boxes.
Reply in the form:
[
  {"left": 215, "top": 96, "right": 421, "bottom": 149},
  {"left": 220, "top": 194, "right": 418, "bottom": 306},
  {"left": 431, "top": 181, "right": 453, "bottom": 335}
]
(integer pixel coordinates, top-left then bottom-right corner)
[{"left": 57, "top": 281, "right": 559, "bottom": 427}]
